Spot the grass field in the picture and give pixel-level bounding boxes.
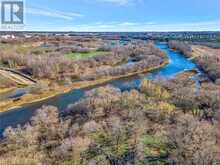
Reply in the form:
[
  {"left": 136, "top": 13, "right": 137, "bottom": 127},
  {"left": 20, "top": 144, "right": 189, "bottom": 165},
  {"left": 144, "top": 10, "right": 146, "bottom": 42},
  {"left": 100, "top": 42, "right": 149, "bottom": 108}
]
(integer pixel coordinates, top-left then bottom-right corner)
[{"left": 65, "top": 51, "right": 109, "bottom": 60}]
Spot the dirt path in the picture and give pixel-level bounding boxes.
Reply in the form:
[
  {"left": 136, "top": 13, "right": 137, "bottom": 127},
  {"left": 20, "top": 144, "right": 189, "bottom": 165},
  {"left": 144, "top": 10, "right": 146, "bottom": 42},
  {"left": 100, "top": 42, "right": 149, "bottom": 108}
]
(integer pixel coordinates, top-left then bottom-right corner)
[{"left": 0, "top": 68, "right": 36, "bottom": 85}]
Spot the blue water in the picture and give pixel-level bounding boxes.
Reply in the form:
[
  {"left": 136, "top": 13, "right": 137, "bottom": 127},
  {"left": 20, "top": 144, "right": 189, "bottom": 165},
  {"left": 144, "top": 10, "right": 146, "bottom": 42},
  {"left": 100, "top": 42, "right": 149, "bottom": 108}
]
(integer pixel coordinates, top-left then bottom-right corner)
[
  {"left": 108, "top": 42, "right": 198, "bottom": 91},
  {"left": 0, "top": 42, "right": 199, "bottom": 137},
  {"left": 9, "top": 89, "right": 27, "bottom": 99},
  {"left": 0, "top": 88, "right": 27, "bottom": 101},
  {"left": 150, "top": 43, "right": 197, "bottom": 78}
]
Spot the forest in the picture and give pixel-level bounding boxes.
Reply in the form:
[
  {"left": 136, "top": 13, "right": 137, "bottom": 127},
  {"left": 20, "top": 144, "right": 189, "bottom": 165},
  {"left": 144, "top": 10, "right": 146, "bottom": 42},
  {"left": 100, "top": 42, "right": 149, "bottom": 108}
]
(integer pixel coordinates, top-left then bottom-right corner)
[
  {"left": 1, "top": 35, "right": 220, "bottom": 165},
  {"left": 0, "top": 39, "right": 166, "bottom": 83},
  {"left": 1, "top": 77, "right": 220, "bottom": 164}
]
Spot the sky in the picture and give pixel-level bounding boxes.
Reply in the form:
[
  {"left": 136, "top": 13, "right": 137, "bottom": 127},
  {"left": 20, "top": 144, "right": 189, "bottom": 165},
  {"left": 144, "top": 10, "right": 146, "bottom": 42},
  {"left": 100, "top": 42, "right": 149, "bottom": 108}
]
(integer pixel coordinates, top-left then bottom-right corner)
[{"left": 8, "top": 0, "right": 220, "bottom": 31}]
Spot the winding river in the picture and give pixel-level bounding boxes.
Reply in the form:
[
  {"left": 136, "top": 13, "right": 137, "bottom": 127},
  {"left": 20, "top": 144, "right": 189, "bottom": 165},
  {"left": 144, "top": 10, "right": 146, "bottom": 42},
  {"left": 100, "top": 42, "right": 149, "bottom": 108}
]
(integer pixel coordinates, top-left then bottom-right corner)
[{"left": 0, "top": 42, "right": 200, "bottom": 137}]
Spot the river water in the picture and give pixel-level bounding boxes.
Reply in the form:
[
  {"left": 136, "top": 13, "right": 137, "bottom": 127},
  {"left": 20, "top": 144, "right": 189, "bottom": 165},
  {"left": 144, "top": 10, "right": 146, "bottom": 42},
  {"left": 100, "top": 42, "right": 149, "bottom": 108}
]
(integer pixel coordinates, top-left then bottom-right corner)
[{"left": 0, "top": 42, "right": 199, "bottom": 137}]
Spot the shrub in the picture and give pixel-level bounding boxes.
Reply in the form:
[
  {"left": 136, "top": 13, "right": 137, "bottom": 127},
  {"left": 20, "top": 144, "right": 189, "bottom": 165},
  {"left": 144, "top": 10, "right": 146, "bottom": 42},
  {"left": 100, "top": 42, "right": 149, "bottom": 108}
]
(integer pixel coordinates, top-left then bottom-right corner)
[
  {"left": 168, "top": 40, "right": 192, "bottom": 57},
  {"left": 169, "top": 114, "right": 220, "bottom": 164},
  {"left": 140, "top": 80, "right": 170, "bottom": 100},
  {"left": 28, "top": 82, "right": 49, "bottom": 94}
]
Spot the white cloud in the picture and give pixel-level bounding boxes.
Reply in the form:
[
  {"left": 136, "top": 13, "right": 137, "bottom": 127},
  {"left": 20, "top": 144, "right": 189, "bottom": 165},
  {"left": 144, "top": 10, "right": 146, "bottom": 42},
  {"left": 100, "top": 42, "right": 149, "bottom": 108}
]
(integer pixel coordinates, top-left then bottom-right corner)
[
  {"left": 95, "top": 0, "right": 141, "bottom": 5},
  {"left": 97, "top": 0, "right": 130, "bottom": 5},
  {"left": 66, "top": 21, "right": 220, "bottom": 32},
  {"left": 26, "top": 7, "right": 83, "bottom": 20},
  {"left": 118, "top": 22, "right": 139, "bottom": 26}
]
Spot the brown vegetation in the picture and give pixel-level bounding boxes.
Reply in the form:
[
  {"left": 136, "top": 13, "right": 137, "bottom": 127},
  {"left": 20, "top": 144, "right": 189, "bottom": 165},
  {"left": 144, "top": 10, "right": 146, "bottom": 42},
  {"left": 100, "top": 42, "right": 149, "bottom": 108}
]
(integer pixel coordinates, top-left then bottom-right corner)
[
  {"left": 168, "top": 40, "right": 193, "bottom": 58},
  {"left": 169, "top": 40, "right": 220, "bottom": 83},
  {"left": 169, "top": 114, "right": 220, "bottom": 164},
  {"left": 1, "top": 37, "right": 220, "bottom": 164},
  {"left": 0, "top": 40, "right": 166, "bottom": 83},
  {"left": 1, "top": 80, "right": 220, "bottom": 164},
  {"left": 195, "top": 55, "right": 220, "bottom": 81}
]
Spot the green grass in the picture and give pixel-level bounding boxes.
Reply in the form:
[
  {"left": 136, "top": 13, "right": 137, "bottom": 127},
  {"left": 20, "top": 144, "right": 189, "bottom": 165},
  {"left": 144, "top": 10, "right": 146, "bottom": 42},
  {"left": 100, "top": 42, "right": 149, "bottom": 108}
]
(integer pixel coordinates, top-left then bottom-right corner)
[
  {"left": 0, "top": 43, "right": 10, "bottom": 50},
  {"left": 65, "top": 51, "right": 109, "bottom": 60},
  {"left": 141, "top": 135, "right": 168, "bottom": 157},
  {"left": 31, "top": 47, "right": 49, "bottom": 55}
]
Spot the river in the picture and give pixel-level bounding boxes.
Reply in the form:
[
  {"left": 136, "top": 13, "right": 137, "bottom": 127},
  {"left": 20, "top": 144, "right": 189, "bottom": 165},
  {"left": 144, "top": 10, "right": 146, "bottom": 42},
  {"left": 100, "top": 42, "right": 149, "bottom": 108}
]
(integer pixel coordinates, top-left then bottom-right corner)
[{"left": 0, "top": 42, "right": 200, "bottom": 137}]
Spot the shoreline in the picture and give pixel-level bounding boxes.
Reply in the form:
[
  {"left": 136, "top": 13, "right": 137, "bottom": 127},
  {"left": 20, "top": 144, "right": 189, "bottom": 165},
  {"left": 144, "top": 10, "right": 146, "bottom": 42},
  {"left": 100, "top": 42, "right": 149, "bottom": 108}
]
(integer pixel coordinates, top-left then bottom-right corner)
[
  {"left": 0, "top": 59, "right": 169, "bottom": 113},
  {"left": 0, "top": 88, "right": 16, "bottom": 95}
]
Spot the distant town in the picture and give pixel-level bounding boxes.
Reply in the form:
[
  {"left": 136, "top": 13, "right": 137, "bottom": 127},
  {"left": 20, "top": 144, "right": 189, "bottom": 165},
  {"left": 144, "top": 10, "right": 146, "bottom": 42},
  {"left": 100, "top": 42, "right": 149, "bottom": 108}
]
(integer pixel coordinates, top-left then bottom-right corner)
[{"left": 1, "top": 31, "right": 220, "bottom": 42}]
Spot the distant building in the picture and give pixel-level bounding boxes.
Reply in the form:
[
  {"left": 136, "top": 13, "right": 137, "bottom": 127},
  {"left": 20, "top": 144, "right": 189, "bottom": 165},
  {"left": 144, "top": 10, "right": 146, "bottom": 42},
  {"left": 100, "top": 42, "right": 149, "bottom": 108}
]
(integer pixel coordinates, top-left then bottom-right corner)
[
  {"left": 1, "top": 34, "right": 16, "bottom": 39},
  {"left": 24, "top": 34, "right": 32, "bottom": 38}
]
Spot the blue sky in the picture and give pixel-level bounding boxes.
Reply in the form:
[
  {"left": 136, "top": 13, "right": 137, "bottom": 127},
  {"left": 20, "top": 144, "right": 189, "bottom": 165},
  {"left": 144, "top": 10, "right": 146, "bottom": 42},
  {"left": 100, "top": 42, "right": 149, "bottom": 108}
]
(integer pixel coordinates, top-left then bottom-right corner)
[{"left": 22, "top": 0, "right": 220, "bottom": 31}]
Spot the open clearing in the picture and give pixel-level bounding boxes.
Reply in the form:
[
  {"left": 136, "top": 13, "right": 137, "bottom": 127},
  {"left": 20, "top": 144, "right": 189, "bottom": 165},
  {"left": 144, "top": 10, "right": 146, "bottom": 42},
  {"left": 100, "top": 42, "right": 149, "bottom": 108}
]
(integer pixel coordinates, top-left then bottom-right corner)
[
  {"left": 65, "top": 51, "right": 109, "bottom": 60},
  {"left": 191, "top": 45, "right": 220, "bottom": 59}
]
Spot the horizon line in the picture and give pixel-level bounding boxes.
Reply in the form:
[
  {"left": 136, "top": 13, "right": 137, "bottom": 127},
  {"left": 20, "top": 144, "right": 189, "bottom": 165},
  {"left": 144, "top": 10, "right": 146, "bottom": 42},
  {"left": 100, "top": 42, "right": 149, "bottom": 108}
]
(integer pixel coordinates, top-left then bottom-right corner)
[{"left": 1, "top": 30, "right": 220, "bottom": 33}]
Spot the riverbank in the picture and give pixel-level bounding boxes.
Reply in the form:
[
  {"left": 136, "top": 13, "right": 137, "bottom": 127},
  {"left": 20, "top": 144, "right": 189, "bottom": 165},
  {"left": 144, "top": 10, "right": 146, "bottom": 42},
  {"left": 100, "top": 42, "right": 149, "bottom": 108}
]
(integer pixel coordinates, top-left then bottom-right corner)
[
  {"left": 0, "top": 58, "right": 169, "bottom": 113},
  {"left": 174, "top": 70, "right": 198, "bottom": 79},
  {"left": 167, "top": 41, "right": 220, "bottom": 83},
  {"left": 190, "top": 45, "right": 220, "bottom": 82},
  {"left": 0, "top": 42, "right": 202, "bottom": 138},
  {"left": 0, "top": 88, "right": 15, "bottom": 95}
]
